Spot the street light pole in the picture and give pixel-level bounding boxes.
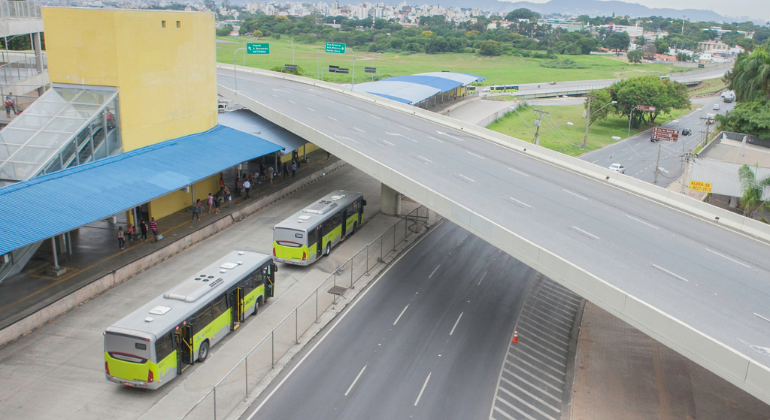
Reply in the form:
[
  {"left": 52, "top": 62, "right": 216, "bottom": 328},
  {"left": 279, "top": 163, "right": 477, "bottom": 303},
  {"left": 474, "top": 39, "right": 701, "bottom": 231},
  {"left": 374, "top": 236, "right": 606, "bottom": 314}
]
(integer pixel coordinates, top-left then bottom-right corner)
[
  {"left": 233, "top": 47, "right": 246, "bottom": 94},
  {"left": 583, "top": 95, "right": 591, "bottom": 148},
  {"left": 290, "top": 40, "right": 295, "bottom": 65},
  {"left": 533, "top": 108, "right": 550, "bottom": 145},
  {"left": 351, "top": 48, "right": 356, "bottom": 89},
  {"left": 628, "top": 107, "right": 635, "bottom": 137}
]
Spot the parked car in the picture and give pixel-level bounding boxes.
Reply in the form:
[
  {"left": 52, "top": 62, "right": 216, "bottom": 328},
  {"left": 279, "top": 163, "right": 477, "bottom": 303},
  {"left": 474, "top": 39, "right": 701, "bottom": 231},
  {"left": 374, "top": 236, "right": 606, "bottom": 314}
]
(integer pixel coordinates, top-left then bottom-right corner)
[
  {"left": 682, "top": 128, "right": 692, "bottom": 136},
  {"left": 609, "top": 163, "right": 625, "bottom": 174},
  {"left": 713, "top": 103, "right": 721, "bottom": 110}
]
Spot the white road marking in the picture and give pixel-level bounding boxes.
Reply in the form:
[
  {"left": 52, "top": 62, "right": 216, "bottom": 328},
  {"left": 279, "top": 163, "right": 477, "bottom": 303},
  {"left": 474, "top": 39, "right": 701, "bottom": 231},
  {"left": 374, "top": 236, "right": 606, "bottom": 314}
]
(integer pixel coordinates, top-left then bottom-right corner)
[
  {"left": 572, "top": 226, "right": 599, "bottom": 240},
  {"left": 328, "top": 116, "right": 337, "bottom": 121},
  {"left": 333, "top": 134, "right": 360, "bottom": 144},
  {"left": 499, "top": 376, "right": 562, "bottom": 412},
  {"left": 344, "top": 364, "right": 367, "bottom": 396},
  {"left": 563, "top": 189, "right": 588, "bottom": 200},
  {"left": 436, "top": 130, "right": 463, "bottom": 141},
  {"left": 705, "top": 248, "right": 751, "bottom": 268},
  {"left": 307, "top": 107, "right": 315, "bottom": 112},
  {"left": 352, "top": 127, "right": 365, "bottom": 133},
  {"left": 273, "top": 88, "right": 289, "bottom": 93},
  {"left": 498, "top": 388, "right": 560, "bottom": 420},
  {"left": 415, "top": 155, "right": 433, "bottom": 164},
  {"left": 288, "top": 100, "right": 296, "bottom": 104},
  {"left": 591, "top": 160, "right": 599, "bottom": 164},
  {"left": 507, "top": 167, "right": 529, "bottom": 177},
  {"left": 466, "top": 151, "right": 485, "bottom": 159},
  {"left": 508, "top": 197, "right": 532, "bottom": 208},
  {"left": 427, "top": 136, "right": 443, "bottom": 143},
  {"left": 414, "top": 373, "right": 432, "bottom": 406},
  {"left": 401, "top": 126, "right": 412, "bottom": 131},
  {"left": 393, "top": 305, "right": 409, "bottom": 326},
  {"left": 477, "top": 271, "right": 487, "bottom": 286},
  {"left": 457, "top": 174, "right": 475, "bottom": 183},
  {"left": 754, "top": 312, "right": 770, "bottom": 324},
  {"left": 370, "top": 115, "right": 382, "bottom": 120},
  {"left": 379, "top": 139, "right": 395, "bottom": 146},
  {"left": 652, "top": 264, "right": 690, "bottom": 282},
  {"left": 271, "top": 94, "right": 279, "bottom": 98},
  {"left": 385, "top": 132, "right": 417, "bottom": 142},
  {"left": 346, "top": 105, "right": 357, "bottom": 110},
  {"left": 659, "top": 167, "right": 669, "bottom": 173},
  {"left": 429, "top": 264, "right": 440, "bottom": 278},
  {"left": 449, "top": 312, "right": 463, "bottom": 336},
  {"left": 626, "top": 215, "right": 659, "bottom": 230}
]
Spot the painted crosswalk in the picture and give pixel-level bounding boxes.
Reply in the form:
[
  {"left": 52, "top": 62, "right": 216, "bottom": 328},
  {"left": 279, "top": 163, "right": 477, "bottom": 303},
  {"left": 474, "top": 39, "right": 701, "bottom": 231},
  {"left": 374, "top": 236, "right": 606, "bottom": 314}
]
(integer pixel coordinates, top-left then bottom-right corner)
[{"left": 490, "top": 276, "right": 583, "bottom": 420}]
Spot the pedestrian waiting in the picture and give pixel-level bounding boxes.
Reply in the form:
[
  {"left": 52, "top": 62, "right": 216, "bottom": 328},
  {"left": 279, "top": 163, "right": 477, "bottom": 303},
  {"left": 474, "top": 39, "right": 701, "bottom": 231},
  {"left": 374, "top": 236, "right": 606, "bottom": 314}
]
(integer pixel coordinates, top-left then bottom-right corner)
[
  {"left": 243, "top": 178, "right": 251, "bottom": 198},
  {"left": 117, "top": 227, "right": 125, "bottom": 250},
  {"left": 126, "top": 223, "right": 134, "bottom": 241},
  {"left": 291, "top": 159, "right": 297, "bottom": 178},
  {"left": 150, "top": 217, "right": 158, "bottom": 241},
  {"left": 140, "top": 220, "right": 148, "bottom": 241},
  {"left": 207, "top": 193, "right": 214, "bottom": 215},
  {"left": 192, "top": 199, "right": 202, "bottom": 221}
]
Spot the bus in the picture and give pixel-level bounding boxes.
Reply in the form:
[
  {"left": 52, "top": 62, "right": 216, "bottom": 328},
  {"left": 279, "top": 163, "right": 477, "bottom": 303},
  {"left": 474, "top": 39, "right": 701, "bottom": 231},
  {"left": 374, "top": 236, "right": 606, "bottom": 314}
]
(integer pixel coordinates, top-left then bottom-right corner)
[
  {"left": 104, "top": 250, "right": 276, "bottom": 389},
  {"left": 489, "top": 85, "right": 519, "bottom": 93},
  {"left": 273, "top": 190, "right": 366, "bottom": 266}
]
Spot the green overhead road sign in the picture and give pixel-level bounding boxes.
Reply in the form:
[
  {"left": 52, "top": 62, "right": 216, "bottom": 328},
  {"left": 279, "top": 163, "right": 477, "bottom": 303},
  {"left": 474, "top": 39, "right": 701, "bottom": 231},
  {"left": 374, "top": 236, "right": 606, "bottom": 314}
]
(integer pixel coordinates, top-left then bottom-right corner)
[
  {"left": 247, "top": 43, "right": 270, "bottom": 54},
  {"left": 325, "top": 42, "right": 346, "bottom": 54}
]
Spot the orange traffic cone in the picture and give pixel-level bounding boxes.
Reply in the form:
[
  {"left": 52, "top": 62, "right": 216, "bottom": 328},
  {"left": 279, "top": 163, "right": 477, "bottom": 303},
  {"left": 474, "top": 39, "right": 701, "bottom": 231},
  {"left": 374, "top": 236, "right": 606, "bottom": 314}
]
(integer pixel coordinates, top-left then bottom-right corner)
[{"left": 511, "top": 329, "right": 519, "bottom": 343}]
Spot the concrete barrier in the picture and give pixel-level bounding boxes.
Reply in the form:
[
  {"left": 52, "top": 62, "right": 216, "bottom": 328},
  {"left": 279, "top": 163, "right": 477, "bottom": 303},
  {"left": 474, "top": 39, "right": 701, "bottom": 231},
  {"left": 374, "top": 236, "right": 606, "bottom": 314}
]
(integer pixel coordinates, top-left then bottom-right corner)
[
  {"left": 217, "top": 66, "right": 770, "bottom": 406},
  {"left": 0, "top": 160, "right": 347, "bottom": 348}
]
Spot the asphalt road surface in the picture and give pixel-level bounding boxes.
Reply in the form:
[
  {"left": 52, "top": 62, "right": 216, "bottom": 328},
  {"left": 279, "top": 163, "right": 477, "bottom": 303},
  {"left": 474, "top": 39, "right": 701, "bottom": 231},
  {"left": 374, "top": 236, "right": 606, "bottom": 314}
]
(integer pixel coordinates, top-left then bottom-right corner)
[
  {"left": 243, "top": 222, "right": 537, "bottom": 420},
  {"left": 583, "top": 96, "right": 736, "bottom": 186},
  {"left": 217, "top": 70, "right": 770, "bottom": 382}
]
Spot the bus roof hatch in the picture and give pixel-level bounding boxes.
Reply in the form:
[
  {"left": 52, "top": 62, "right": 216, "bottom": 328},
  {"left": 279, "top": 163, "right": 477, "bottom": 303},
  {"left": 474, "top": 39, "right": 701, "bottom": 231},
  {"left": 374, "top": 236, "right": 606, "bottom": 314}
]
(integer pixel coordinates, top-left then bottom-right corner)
[{"left": 164, "top": 277, "right": 224, "bottom": 302}]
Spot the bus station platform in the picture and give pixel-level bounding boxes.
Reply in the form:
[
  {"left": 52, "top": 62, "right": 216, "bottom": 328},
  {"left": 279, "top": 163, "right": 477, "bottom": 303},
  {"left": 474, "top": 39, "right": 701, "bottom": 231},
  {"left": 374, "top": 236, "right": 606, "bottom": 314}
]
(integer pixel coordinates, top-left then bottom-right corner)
[{"left": 0, "top": 148, "right": 338, "bottom": 338}]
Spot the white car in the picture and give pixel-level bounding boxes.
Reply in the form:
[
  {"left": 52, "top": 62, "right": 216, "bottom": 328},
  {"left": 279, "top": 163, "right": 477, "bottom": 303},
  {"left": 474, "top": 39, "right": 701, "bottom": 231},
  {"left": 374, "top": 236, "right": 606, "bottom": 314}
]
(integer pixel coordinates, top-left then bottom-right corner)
[
  {"left": 713, "top": 103, "right": 720, "bottom": 110},
  {"left": 609, "top": 163, "right": 625, "bottom": 174}
]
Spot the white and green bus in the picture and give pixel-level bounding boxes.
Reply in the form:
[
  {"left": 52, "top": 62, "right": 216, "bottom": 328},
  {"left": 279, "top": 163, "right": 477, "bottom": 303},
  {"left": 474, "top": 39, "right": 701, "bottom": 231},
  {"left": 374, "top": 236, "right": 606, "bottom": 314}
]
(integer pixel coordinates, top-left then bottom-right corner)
[
  {"left": 273, "top": 190, "right": 366, "bottom": 266},
  {"left": 104, "top": 250, "right": 276, "bottom": 389}
]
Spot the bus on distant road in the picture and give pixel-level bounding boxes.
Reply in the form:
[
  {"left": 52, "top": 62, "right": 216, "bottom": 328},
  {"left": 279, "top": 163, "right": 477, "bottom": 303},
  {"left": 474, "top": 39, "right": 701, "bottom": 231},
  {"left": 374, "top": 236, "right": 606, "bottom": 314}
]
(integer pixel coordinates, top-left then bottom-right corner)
[
  {"left": 273, "top": 190, "right": 366, "bottom": 265},
  {"left": 104, "top": 250, "right": 275, "bottom": 389}
]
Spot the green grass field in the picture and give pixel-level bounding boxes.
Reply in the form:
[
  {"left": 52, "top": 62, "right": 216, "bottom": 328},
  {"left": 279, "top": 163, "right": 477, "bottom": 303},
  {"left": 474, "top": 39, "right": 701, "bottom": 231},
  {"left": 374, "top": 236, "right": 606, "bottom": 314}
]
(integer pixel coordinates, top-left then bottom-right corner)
[
  {"left": 487, "top": 104, "right": 693, "bottom": 156},
  {"left": 216, "top": 36, "right": 682, "bottom": 85}
]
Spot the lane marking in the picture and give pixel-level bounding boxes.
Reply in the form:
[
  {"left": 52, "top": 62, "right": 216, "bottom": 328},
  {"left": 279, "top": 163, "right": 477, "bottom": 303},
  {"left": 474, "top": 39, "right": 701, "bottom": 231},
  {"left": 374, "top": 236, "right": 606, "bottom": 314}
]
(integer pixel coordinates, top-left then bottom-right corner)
[
  {"left": 626, "top": 215, "right": 659, "bottom": 230},
  {"left": 414, "top": 372, "right": 432, "bottom": 406},
  {"left": 754, "top": 313, "right": 770, "bottom": 324},
  {"left": 352, "top": 127, "right": 365, "bottom": 133},
  {"left": 659, "top": 167, "right": 669, "bottom": 173},
  {"left": 507, "top": 167, "right": 530, "bottom": 177},
  {"left": 385, "top": 132, "right": 417, "bottom": 142},
  {"left": 288, "top": 100, "right": 296, "bottom": 104},
  {"left": 466, "top": 151, "right": 485, "bottom": 159},
  {"left": 502, "top": 370, "right": 562, "bottom": 403},
  {"left": 705, "top": 248, "right": 751, "bottom": 268},
  {"left": 571, "top": 226, "right": 599, "bottom": 240},
  {"left": 307, "top": 107, "right": 315, "bottom": 112},
  {"left": 346, "top": 105, "right": 357, "bottom": 110},
  {"left": 436, "top": 130, "right": 463, "bottom": 141},
  {"left": 271, "top": 94, "right": 279, "bottom": 98},
  {"left": 401, "top": 126, "right": 412, "bottom": 131},
  {"left": 508, "top": 197, "right": 532, "bottom": 208},
  {"left": 394, "top": 305, "right": 409, "bottom": 326},
  {"left": 496, "top": 387, "right": 559, "bottom": 420},
  {"left": 652, "top": 264, "right": 689, "bottom": 282},
  {"left": 429, "top": 264, "right": 440, "bottom": 278},
  {"left": 415, "top": 155, "right": 433, "bottom": 164},
  {"left": 498, "top": 376, "right": 561, "bottom": 413},
  {"left": 333, "top": 134, "right": 360, "bottom": 144},
  {"left": 449, "top": 312, "right": 463, "bottom": 336},
  {"left": 370, "top": 115, "right": 382, "bottom": 120},
  {"left": 427, "top": 136, "right": 443, "bottom": 143},
  {"left": 562, "top": 189, "right": 588, "bottom": 200},
  {"left": 591, "top": 160, "right": 599, "bottom": 164},
  {"left": 328, "top": 116, "right": 337, "bottom": 121},
  {"left": 344, "top": 364, "right": 367, "bottom": 396},
  {"left": 477, "top": 271, "right": 487, "bottom": 286},
  {"left": 457, "top": 174, "right": 475, "bottom": 183},
  {"left": 379, "top": 139, "right": 395, "bottom": 146}
]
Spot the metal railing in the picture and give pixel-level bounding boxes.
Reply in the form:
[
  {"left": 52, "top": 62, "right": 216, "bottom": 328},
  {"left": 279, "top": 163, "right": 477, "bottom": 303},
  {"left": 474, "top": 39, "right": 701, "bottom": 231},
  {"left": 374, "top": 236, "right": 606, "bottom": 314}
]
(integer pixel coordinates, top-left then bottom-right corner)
[
  {"left": 0, "top": 54, "right": 46, "bottom": 86},
  {"left": 476, "top": 102, "right": 524, "bottom": 128},
  {"left": 0, "top": 1, "right": 42, "bottom": 19},
  {"left": 182, "top": 206, "right": 434, "bottom": 420}
]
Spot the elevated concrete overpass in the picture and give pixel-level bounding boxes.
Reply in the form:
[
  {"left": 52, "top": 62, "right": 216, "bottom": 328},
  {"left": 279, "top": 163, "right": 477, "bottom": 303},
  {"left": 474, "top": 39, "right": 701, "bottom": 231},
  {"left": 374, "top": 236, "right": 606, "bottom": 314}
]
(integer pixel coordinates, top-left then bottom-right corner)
[{"left": 217, "top": 65, "right": 770, "bottom": 406}]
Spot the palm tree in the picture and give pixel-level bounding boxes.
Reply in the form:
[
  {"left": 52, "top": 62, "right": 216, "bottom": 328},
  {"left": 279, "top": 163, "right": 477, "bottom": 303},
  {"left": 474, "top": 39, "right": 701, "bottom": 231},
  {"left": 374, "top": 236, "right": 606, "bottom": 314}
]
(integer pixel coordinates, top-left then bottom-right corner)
[
  {"left": 725, "top": 47, "right": 770, "bottom": 102},
  {"left": 738, "top": 164, "right": 770, "bottom": 218}
]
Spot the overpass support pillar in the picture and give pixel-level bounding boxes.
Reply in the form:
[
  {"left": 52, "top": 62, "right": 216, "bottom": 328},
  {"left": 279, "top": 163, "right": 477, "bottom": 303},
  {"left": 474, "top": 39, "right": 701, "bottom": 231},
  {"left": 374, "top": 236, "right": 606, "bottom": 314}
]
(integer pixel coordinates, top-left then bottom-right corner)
[
  {"left": 380, "top": 183, "right": 401, "bottom": 216},
  {"left": 32, "top": 32, "right": 44, "bottom": 96}
]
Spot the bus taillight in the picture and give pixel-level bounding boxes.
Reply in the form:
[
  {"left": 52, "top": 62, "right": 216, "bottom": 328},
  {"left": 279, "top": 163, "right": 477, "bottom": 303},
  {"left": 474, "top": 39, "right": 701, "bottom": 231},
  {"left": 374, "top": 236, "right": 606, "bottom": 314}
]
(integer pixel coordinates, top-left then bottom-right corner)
[
  {"left": 105, "top": 361, "right": 110, "bottom": 376},
  {"left": 148, "top": 370, "right": 154, "bottom": 383},
  {"left": 302, "top": 251, "right": 306, "bottom": 261},
  {"left": 273, "top": 247, "right": 276, "bottom": 257}
]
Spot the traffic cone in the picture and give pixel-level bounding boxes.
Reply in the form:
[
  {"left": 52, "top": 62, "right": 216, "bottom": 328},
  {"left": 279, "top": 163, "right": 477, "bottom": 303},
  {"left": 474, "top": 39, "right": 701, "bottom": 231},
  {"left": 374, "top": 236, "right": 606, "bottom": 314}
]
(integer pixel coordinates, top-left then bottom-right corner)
[{"left": 511, "top": 329, "right": 519, "bottom": 343}]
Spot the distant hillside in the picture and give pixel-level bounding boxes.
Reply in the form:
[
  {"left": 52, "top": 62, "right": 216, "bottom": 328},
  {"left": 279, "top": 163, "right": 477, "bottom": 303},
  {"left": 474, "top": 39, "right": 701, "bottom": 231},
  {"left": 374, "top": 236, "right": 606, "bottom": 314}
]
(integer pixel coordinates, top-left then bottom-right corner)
[{"left": 493, "top": 0, "right": 728, "bottom": 22}]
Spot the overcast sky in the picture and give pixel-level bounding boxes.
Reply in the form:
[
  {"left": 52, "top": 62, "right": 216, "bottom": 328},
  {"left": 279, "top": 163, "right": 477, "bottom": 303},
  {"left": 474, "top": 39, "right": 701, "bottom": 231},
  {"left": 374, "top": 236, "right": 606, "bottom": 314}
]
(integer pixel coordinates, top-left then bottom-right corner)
[{"left": 517, "top": 0, "right": 769, "bottom": 21}]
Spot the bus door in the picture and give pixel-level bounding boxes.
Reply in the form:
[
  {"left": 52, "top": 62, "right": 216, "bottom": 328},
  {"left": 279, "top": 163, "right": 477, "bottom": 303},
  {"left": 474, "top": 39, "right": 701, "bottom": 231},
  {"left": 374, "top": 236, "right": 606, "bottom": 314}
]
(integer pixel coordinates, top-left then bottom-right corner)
[
  {"left": 175, "top": 325, "right": 194, "bottom": 374},
  {"left": 341, "top": 209, "right": 348, "bottom": 237},
  {"left": 230, "top": 288, "right": 245, "bottom": 330},
  {"left": 315, "top": 225, "right": 323, "bottom": 257},
  {"left": 264, "top": 264, "right": 275, "bottom": 298}
]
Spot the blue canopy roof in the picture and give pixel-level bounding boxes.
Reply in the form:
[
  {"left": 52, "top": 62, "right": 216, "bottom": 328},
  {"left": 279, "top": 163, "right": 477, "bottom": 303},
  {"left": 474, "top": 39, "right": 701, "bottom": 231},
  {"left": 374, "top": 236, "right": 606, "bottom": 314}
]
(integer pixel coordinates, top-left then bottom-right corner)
[
  {"left": 353, "top": 71, "right": 485, "bottom": 105},
  {"left": 0, "top": 125, "right": 283, "bottom": 255}
]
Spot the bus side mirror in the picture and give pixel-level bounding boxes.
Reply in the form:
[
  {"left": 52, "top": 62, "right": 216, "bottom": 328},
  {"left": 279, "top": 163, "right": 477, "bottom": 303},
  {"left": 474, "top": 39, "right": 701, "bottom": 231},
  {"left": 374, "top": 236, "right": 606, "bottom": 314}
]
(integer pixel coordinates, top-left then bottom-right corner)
[
  {"left": 273, "top": 264, "right": 278, "bottom": 273},
  {"left": 362, "top": 199, "right": 367, "bottom": 206}
]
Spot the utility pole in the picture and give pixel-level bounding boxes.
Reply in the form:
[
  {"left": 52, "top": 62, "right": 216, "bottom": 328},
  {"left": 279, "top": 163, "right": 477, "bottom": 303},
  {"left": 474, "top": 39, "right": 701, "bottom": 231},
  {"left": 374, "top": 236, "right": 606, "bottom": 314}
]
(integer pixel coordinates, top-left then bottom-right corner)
[
  {"left": 533, "top": 108, "right": 550, "bottom": 146},
  {"left": 699, "top": 114, "right": 713, "bottom": 149},
  {"left": 583, "top": 95, "right": 591, "bottom": 148},
  {"left": 653, "top": 139, "right": 663, "bottom": 185},
  {"left": 680, "top": 152, "right": 692, "bottom": 194}
]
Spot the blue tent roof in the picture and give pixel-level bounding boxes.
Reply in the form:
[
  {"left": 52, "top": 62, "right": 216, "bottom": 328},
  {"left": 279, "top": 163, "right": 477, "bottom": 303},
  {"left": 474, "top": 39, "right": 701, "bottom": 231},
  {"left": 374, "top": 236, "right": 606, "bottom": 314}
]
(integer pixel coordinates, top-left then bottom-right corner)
[
  {"left": 353, "top": 71, "right": 485, "bottom": 105},
  {"left": 0, "top": 125, "right": 283, "bottom": 255}
]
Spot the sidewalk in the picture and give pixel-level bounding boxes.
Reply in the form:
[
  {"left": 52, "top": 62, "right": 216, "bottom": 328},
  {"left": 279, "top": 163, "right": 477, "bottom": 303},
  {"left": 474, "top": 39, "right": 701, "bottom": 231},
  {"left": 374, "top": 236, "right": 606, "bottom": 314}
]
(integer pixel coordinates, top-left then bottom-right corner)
[{"left": 0, "top": 149, "right": 338, "bottom": 335}]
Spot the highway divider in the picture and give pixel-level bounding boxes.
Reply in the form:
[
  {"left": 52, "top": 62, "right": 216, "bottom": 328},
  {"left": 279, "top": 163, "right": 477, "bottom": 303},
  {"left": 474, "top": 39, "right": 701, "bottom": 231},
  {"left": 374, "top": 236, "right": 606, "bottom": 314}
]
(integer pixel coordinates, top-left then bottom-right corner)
[{"left": 217, "top": 65, "right": 770, "bottom": 406}]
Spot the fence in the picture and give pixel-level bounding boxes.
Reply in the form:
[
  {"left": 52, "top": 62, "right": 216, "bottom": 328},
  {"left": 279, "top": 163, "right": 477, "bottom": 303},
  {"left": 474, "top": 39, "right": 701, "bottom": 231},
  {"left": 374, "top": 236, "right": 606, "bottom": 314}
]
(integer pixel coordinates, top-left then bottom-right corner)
[
  {"left": 721, "top": 131, "right": 770, "bottom": 149},
  {"left": 182, "top": 205, "right": 433, "bottom": 420},
  {"left": 476, "top": 103, "right": 523, "bottom": 127},
  {"left": 0, "top": 1, "right": 41, "bottom": 18},
  {"left": 0, "top": 54, "right": 47, "bottom": 86}
]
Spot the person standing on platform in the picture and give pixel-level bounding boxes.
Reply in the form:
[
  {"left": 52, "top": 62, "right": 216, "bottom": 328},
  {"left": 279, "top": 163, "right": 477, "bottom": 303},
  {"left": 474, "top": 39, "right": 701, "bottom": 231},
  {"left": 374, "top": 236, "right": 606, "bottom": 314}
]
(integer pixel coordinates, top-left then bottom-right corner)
[
  {"left": 207, "top": 193, "right": 214, "bottom": 215},
  {"left": 140, "top": 220, "right": 148, "bottom": 241},
  {"left": 117, "top": 227, "right": 125, "bottom": 250},
  {"left": 291, "top": 159, "right": 297, "bottom": 178},
  {"left": 192, "top": 199, "right": 201, "bottom": 221},
  {"left": 243, "top": 178, "right": 251, "bottom": 198},
  {"left": 283, "top": 162, "right": 289, "bottom": 179},
  {"left": 150, "top": 218, "right": 158, "bottom": 241},
  {"left": 126, "top": 223, "right": 134, "bottom": 241}
]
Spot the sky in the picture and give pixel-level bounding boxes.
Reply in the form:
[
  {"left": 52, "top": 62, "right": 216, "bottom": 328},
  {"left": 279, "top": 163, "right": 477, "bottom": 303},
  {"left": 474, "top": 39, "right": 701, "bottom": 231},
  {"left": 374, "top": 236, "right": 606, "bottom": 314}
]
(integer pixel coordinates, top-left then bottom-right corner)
[{"left": 517, "top": 0, "right": 768, "bottom": 21}]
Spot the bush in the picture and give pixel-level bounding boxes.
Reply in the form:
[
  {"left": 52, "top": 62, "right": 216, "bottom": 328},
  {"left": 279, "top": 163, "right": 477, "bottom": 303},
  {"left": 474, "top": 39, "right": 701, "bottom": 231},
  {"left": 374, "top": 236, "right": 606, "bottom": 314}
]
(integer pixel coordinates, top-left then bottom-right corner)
[{"left": 540, "top": 59, "right": 588, "bottom": 69}]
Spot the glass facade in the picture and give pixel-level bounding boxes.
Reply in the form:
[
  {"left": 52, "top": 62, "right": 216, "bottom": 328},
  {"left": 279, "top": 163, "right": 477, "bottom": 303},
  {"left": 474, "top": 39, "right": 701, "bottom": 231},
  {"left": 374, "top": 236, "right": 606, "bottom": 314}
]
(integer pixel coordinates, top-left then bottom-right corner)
[{"left": 0, "top": 84, "right": 121, "bottom": 187}]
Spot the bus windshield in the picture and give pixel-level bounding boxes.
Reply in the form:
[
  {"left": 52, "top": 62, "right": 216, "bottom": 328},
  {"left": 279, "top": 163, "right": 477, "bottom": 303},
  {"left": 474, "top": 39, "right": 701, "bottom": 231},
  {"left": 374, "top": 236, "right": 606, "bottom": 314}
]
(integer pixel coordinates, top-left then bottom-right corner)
[{"left": 274, "top": 228, "right": 306, "bottom": 248}]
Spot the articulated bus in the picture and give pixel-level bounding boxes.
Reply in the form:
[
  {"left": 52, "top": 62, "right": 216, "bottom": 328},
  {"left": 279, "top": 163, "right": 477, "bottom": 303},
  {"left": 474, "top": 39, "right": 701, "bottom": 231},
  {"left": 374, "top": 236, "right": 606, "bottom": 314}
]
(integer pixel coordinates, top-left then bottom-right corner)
[
  {"left": 104, "top": 251, "right": 276, "bottom": 389},
  {"left": 489, "top": 85, "right": 519, "bottom": 93},
  {"left": 273, "top": 190, "right": 366, "bottom": 266}
]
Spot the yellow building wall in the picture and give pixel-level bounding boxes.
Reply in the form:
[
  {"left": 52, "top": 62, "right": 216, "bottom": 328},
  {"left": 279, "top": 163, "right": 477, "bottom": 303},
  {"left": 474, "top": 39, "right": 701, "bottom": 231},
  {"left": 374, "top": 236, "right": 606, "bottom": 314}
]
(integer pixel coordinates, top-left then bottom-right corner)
[
  {"left": 149, "top": 174, "right": 221, "bottom": 221},
  {"left": 42, "top": 8, "right": 218, "bottom": 153}
]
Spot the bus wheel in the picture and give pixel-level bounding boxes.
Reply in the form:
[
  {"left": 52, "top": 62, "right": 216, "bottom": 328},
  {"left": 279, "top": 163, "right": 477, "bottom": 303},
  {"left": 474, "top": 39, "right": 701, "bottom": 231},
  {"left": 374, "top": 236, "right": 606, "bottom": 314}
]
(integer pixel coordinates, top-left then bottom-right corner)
[
  {"left": 325, "top": 243, "right": 331, "bottom": 256},
  {"left": 198, "top": 340, "right": 210, "bottom": 362},
  {"left": 351, "top": 222, "right": 357, "bottom": 235},
  {"left": 254, "top": 299, "right": 259, "bottom": 316}
]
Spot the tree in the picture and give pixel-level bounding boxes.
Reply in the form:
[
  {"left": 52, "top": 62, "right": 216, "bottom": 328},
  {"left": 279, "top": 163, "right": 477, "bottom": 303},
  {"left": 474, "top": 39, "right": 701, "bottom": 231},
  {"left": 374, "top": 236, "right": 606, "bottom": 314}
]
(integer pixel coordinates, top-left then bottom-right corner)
[
  {"left": 609, "top": 76, "right": 690, "bottom": 127},
  {"left": 641, "top": 43, "right": 657, "bottom": 59},
  {"left": 505, "top": 8, "right": 539, "bottom": 22},
  {"left": 421, "top": 30, "right": 434, "bottom": 38},
  {"left": 628, "top": 50, "right": 644, "bottom": 63},
  {"left": 606, "top": 32, "right": 630, "bottom": 55},
  {"left": 738, "top": 164, "right": 770, "bottom": 217},
  {"left": 577, "top": 37, "right": 597, "bottom": 54},
  {"left": 585, "top": 88, "right": 614, "bottom": 126},
  {"left": 725, "top": 47, "right": 770, "bottom": 102},
  {"left": 721, "top": 31, "right": 746, "bottom": 47},
  {"left": 653, "top": 40, "right": 669, "bottom": 54},
  {"left": 715, "top": 101, "right": 770, "bottom": 138},
  {"left": 676, "top": 52, "right": 692, "bottom": 62},
  {"left": 479, "top": 40, "right": 502, "bottom": 56},
  {"left": 216, "top": 25, "right": 233, "bottom": 37}
]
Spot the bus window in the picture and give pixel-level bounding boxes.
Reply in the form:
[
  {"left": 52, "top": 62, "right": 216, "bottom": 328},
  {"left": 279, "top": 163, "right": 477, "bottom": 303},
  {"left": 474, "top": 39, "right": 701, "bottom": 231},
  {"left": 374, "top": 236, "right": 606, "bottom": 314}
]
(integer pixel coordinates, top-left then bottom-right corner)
[
  {"left": 347, "top": 203, "right": 355, "bottom": 215},
  {"left": 306, "top": 229, "right": 316, "bottom": 248},
  {"left": 155, "top": 332, "right": 175, "bottom": 362},
  {"left": 193, "top": 305, "right": 213, "bottom": 328},
  {"left": 212, "top": 295, "right": 227, "bottom": 319},
  {"left": 322, "top": 215, "right": 340, "bottom": 236}
]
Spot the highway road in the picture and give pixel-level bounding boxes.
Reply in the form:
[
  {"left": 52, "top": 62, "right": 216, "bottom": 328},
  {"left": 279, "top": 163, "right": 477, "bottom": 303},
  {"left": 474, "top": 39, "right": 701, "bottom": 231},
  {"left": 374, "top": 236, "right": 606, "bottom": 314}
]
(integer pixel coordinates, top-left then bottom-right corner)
[
  {"left": 583, "top": 96, "right": 736, "bottom": 186},
  {"left": 217, "top": 69, "right": 770, "bottom": 392},
  {"left": 242, "top": 222, "right": 538, "bottom": 420}
]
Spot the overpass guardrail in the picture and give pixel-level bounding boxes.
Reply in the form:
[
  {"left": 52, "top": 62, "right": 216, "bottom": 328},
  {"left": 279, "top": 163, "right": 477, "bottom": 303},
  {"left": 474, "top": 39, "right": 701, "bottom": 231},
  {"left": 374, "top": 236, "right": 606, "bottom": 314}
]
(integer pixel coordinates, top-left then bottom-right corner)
[
  {"left": 0, "top": 54, "right": 46, "bottom": 86},
  {"left": 0, "top": 1, "right": 41, "bottom": 18},
  {"left": 183, "top": 206, "right": 435, "bottom": 420}
]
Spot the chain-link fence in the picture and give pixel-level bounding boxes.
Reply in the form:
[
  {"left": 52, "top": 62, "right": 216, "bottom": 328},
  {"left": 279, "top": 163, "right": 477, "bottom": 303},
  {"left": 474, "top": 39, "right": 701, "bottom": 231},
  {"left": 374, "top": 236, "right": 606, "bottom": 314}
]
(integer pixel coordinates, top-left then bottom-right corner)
[{"left": 183, "top": 205, "right": 434, "bottom": 420}]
